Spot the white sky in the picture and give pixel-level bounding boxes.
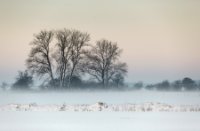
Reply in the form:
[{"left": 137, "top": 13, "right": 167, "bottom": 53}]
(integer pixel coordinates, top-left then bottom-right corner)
[{"left": 0, "top": 0, "right": 200, "bottom": 83}]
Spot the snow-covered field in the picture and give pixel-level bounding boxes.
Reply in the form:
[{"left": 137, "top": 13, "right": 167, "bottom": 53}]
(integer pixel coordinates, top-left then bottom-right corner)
[
  {"left": 0, "top": 90, "right": 200, "bottom": 131},
  {"left": 1, "top": 102, "right": 200, "bottom": 112},
  {"left": 0, "top": 90, "right": 200, "bottom": 105},
  {"left": 1, "top": 112, "right": 200, "bottom": 131}
]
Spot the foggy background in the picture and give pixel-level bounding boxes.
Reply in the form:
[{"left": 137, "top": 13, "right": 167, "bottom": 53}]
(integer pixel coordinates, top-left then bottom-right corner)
[{"left": 0, "top": 0, "right": 200, "bottom": 83}]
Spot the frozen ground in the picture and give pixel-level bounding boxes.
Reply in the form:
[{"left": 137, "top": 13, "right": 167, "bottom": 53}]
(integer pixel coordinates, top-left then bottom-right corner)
[
  {"left": 0, "top": 112, "right": 200, "bottom": 131},
  {"left": 0, "top": 90, "right": 200, "bottom": 131}
]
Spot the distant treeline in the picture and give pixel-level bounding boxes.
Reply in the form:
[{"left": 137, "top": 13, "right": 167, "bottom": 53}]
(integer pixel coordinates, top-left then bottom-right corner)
[
  {"left": 1, "top": 76, "right": 200, "bottom": 91},
  {"left": 1, "top": 28, "right": 127, "bottom": 90},
  {"left": 133, "top": 77, "right": 200, "bottom": 91},
  {"left": 0, "top": 29, "right": 199, "bottom": 91}
]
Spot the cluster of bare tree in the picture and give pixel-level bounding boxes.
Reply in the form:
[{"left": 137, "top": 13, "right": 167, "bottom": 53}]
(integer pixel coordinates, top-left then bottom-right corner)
[
  {"left": 23, "top": 29, "right": 127, "bottom": 89},
  {"left": 133, "top": 77, "right": 200, "bottom": 91},
  {"left": 12, "top": 70, "right": 33, "bottom": 90}
]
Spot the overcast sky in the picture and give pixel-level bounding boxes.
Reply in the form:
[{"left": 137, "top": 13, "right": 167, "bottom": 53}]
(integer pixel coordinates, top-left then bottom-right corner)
[{"left": 0, "top": 0, "right": 200, "bottom": 83}]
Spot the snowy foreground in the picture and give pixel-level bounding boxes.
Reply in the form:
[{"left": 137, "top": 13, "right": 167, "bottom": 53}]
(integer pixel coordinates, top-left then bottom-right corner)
[
  {"left": 1, "top": 102, "right": 200, "bottom": 112},
  {"left": 1, "top": 112, "right": 200, "bottom": 131},
  {"left": 1, "top": 91, "right": 200, "bottom": 112},
  {"left": 1, "top": 91, "right": 200, "bottom": 131}
]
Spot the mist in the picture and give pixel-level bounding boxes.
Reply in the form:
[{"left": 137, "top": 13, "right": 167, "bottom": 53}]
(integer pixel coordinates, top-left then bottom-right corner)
[
  {"left": 0, "top": 90, "right": 200, "bottom": 105},
  {"left": 1, "top": 0, "right": 200, "bottom": 130}
]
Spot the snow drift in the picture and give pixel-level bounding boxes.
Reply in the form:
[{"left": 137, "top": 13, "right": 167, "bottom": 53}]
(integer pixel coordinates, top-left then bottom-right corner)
[{"left": 1, "top": 102, "right": 200, "bottom": 112}]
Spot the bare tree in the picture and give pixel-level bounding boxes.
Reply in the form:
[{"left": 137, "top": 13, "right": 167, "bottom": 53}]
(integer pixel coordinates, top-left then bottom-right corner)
[
  {"left": 26, "top": 29, "right": 128, "bottom": 89},
  {"left": 12, "top": 70, "right": 33, "bottom": 90},
  {"left": 84, "top": 39, "right": 127, "bottom": 88},
  {"left": 55, "top": 29, "right": 90, "bottom": 88},
  {"left": 0, "top": 82, "right": 8, "bottom": 90},
  {"left": 26, "top": 30, "right": 55, "bottom": 85},
  {"left": 112, "top": 73, "right": 125, "bottom": 88},
  {"left": 68, "top": 30, "right": 90, "bottom": 88},
  {"left": 54, "top": 29, "right": 72, "bottom": 88}
]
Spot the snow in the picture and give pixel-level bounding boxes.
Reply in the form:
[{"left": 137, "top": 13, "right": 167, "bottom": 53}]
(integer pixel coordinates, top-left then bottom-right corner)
[
  {"left": 0, "top": 112, "right": 200, "bottom": 131},
  {"left": 0, "top": 90, "right": 200, "bottom": 105},
  {"left": 1, "top": 91, "right": 200, "bottom": 130},
  {"left": 0, "top": 102, "right": 200, "bottom": 112}
]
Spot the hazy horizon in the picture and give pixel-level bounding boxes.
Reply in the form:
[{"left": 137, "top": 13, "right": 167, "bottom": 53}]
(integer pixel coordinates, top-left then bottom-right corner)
[{"left": 1, "top": 0, "right": 200, "bottom": 84}]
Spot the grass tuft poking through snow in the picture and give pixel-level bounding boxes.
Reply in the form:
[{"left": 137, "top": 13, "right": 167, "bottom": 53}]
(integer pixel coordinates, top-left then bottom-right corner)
[{"left": 0, "top": 102, "right": 200, "bottom": 112}]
